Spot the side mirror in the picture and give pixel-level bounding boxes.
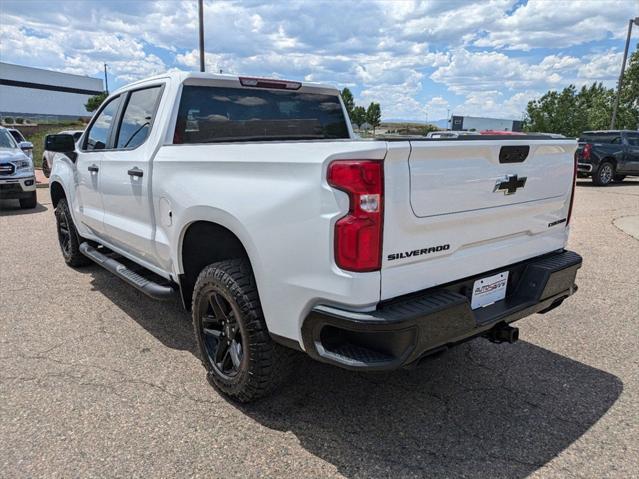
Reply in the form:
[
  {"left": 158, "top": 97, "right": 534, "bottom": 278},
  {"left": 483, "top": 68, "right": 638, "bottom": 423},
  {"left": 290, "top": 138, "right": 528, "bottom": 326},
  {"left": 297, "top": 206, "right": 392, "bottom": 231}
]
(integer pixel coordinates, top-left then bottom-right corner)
[
  {"left": 18, "top": 141, "right": 33, "bottom": 159},
  {"left": 45, "top": 134, "right": 77, "bottom": 161}
]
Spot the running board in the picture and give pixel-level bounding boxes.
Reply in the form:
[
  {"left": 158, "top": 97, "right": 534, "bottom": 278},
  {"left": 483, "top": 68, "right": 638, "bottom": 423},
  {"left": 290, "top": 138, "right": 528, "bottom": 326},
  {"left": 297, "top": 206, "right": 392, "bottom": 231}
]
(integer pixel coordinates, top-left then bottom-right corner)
[{"left": 79, "top": 242, "right": 176, "bottom": 301}]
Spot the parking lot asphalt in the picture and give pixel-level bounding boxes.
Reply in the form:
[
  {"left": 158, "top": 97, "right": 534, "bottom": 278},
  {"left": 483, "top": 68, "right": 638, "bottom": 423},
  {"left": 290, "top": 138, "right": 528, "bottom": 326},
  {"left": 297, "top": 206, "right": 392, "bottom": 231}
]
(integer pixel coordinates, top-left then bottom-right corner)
[{"left": 1, "top": 180, "right": 638, "bottom": 479}]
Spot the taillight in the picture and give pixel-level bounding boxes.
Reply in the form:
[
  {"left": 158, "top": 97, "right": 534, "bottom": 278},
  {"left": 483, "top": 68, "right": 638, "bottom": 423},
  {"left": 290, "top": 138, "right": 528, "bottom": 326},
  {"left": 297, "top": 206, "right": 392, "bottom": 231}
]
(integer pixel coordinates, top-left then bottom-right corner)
[
  {"left": 567, "top": 150, "right": 577, "bottom": 225},
  {"left": 582, "top": 143, "right": 592, "bottom": 161},
  {"left": 327, "top": 160, "right": 384, "bottom": 272}
]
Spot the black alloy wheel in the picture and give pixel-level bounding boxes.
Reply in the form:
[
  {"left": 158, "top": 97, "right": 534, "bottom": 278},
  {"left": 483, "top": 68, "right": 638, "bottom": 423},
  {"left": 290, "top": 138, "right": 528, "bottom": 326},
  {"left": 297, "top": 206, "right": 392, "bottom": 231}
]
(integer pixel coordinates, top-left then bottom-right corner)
[
  {"left": 57, "top": 205, "right": 72, "bottom": 257},
  {"left": 197, "top": 289, "right": 245, "bottom": 378}
]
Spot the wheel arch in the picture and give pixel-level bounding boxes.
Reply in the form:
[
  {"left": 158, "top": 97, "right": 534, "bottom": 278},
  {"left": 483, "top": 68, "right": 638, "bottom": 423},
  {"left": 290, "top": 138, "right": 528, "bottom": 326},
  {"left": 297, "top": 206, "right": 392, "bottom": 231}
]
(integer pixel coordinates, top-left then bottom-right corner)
[
  {"left": 49, "top": 181, "right": 67, "bottom": 207},
  {"left": 178, "top": 219, "right": 257, "bottom": 311}
]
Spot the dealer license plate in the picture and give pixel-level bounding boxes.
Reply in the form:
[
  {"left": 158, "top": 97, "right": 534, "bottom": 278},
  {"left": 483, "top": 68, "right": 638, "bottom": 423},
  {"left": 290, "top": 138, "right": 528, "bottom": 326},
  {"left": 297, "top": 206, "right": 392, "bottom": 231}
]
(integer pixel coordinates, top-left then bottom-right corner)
[{"left": 471, "top": 271, "right": 509, "bottom": 309}]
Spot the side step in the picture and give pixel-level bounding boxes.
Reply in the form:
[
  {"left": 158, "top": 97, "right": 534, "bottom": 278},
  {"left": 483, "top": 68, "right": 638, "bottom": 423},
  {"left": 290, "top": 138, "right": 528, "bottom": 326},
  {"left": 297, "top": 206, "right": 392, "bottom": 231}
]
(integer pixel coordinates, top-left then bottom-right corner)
[{"left": 79, "top": 242, "right": 176, "bottom": 301}]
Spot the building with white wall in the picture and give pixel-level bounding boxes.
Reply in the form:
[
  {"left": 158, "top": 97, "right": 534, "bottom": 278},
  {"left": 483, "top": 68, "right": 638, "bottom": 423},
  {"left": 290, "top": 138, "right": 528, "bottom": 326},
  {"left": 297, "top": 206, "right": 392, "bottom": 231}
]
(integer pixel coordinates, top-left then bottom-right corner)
[
  {"left": 0, "top": 62, "right": 104, "bottom": 122},
  {"left": 451, "top": 115, "right": 524, "bottom": 132}
]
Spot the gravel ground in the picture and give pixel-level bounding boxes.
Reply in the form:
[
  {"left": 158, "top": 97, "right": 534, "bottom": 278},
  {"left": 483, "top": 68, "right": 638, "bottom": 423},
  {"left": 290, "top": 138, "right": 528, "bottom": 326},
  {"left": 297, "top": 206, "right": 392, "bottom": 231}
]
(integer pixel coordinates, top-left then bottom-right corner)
[{"left": 1, "top": 180, "right": 638, "bottom": 479}]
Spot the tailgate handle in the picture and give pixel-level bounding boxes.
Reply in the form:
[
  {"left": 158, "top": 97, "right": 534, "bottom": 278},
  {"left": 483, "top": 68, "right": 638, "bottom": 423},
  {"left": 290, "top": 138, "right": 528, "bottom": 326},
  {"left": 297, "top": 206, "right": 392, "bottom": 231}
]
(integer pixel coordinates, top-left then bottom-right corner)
[{"left": 499, "top": 145, "right": 529, "bottom": 163}]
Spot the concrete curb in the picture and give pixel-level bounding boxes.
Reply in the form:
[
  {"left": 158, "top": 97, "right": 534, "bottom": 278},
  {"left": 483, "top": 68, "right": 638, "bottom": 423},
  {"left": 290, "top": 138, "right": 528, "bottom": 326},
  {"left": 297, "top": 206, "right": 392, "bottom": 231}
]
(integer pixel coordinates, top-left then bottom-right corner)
[{"left": 613, "top": 215, "right": 639, "bottom": 241}]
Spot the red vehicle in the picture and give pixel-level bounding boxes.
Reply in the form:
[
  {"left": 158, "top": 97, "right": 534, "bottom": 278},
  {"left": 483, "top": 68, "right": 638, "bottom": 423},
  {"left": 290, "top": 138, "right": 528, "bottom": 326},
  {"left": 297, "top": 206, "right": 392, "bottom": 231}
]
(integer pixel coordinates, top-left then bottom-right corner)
[{"left": 480, "top": 130, "right": 527, "bottom": 135}]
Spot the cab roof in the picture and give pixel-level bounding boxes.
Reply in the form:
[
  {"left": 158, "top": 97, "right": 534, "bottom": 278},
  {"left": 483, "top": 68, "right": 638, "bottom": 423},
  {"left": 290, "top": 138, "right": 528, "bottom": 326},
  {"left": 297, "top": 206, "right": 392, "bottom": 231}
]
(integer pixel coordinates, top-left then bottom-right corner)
[{"left": 112, "top": 71, "right": 339, "bottom": 96}]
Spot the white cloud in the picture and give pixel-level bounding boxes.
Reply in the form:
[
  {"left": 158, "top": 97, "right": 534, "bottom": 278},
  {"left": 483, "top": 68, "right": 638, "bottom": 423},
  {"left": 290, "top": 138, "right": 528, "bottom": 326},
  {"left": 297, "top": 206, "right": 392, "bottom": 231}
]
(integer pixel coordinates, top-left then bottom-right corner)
[
  {"left": 0, "top": 0, "right": 636, "bottom": 122},
  {"left": 578, "top": 50, "right": 624, "bottom": 82},
  {"left": 431, "top": 49, "right": 567, "bottom": 94},
  {"left": 473, "top": 0, "right": 638, "bottom": 51}
]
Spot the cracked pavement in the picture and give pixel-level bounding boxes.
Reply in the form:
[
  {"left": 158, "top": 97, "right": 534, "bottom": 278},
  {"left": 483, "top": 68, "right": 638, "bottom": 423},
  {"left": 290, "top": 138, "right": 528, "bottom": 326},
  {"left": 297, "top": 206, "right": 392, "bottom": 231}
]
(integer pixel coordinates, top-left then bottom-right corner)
[{"left": 1, "top": 181, "right": 638, "bottom": 478}]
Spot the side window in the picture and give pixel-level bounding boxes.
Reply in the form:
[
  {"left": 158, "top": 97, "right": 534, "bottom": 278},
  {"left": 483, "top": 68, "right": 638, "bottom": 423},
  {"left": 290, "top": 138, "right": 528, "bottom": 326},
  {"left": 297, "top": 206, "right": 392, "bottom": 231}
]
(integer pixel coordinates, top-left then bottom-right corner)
[
  {"left": 626, "top": 135, "right": 639, "bottom": 146},
  {"left": 116, "top": 86, "right": 162, "bottom": 149},
  {"left": 610, "top": 136, "right": 622, "bottom": 144},
  {"left": 85, "top": 96, "right": 120, "bottom": 151}
]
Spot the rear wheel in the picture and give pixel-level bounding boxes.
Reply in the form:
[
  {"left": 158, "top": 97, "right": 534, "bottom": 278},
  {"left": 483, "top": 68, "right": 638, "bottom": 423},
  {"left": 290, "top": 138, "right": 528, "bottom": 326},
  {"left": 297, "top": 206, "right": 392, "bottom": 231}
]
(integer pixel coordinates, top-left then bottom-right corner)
[
  {"left": 192, "top": 259, "right": 292, "bottom": 402},
  {"left": 19, "top": 191, "right": 37, "bottom": 209},
  {"left": 593, "top": 161, "right": 614, "bottom": 186},
  {"left": 55, "top": 198, "right": 91, "bottom": 267}
]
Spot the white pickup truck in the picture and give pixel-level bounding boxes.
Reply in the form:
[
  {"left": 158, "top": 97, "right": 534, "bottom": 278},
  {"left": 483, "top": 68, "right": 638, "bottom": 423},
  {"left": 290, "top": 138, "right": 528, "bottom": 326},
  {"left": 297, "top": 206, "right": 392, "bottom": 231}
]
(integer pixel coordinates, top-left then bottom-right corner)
[{"left": 47, "top": 72, "right": 582, "bottom": 402}]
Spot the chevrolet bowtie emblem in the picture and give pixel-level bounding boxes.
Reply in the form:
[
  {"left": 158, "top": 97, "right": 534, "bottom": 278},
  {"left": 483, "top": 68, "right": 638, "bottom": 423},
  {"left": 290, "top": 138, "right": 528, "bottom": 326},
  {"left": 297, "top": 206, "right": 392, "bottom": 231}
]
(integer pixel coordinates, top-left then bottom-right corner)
[{"left": 494, "top": 174, "right": 527, "bottom": 195}]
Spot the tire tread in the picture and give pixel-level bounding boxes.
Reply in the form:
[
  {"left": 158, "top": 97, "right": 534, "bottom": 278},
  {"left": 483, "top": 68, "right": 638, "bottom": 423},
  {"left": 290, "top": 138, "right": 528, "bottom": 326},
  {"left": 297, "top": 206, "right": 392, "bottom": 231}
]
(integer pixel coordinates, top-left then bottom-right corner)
[{"left": 192, "top": 259, "right": 294, "bottom": 402}]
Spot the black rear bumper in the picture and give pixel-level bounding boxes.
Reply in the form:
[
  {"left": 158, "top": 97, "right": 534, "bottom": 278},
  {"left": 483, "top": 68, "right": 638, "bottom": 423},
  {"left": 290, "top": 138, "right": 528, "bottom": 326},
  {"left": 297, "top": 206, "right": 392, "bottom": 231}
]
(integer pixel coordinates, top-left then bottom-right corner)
[{"left": 302, "top": 250, "right": 582, "bottom": 370}]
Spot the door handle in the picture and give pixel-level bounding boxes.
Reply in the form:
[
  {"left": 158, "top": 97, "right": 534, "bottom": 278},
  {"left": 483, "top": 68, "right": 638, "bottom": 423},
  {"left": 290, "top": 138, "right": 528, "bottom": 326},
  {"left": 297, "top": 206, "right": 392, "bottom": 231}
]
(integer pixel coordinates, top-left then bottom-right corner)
[
  {"left": 128, "top": 167, "right": 143, "bottom": 178},
  {"left": 88, "top": 164, "right": 99, "bottom": 173}
]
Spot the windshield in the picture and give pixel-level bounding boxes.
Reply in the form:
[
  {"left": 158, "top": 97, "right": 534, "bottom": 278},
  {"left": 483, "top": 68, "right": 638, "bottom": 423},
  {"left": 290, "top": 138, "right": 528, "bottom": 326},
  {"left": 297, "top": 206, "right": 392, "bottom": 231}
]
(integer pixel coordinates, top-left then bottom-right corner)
[
  {"left": 9, "top": 130, "right": 24, "bottom": 143},
  {"left": 0, "top": 129, "right": 18, "bottom": 148},
  {"left": 174, "top": 85, "right": 349, "bottom": 143}
]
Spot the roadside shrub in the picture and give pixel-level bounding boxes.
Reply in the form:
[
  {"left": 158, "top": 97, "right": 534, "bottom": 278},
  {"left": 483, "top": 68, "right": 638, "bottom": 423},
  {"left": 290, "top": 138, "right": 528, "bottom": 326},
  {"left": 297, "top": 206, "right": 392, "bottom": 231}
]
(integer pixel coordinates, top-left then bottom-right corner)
[
  {"left": 3, "top": 117, "right": 14, "bottom": 124},
  {"left": 15, "top": 118, "right": 24, "bottom": 124}
]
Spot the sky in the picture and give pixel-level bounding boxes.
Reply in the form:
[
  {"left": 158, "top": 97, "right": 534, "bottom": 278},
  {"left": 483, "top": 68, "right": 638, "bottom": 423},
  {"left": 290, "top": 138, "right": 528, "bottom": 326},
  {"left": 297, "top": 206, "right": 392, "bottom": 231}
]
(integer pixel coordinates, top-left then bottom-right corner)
[{"left": 1, "top": 0, "right": 637, "bottom": 122}]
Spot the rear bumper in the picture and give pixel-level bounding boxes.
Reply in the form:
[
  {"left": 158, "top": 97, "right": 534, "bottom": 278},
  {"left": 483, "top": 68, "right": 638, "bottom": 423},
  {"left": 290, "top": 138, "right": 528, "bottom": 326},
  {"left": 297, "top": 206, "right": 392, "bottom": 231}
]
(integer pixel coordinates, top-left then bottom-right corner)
[{"left": 302, "top": 250, "right": 582, "bottom": 370}]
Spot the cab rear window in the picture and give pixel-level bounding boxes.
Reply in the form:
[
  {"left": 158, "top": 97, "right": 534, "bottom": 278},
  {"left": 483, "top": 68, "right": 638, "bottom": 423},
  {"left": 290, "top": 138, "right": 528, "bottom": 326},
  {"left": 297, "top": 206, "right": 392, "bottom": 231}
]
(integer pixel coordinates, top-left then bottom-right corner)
[
  {"left": 174, "top": 86, "right": 349, "bottom": 143},
  {"left": 579, "top": 133, "right": 621, "bottom": 144}
]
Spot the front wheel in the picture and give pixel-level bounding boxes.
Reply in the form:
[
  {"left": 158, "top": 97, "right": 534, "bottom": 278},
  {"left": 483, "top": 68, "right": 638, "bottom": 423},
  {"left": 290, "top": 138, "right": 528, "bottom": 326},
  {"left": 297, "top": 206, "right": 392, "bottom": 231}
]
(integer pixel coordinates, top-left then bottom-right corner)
[
  {"left": 19, "top": 191, "right": 37, "bottom": 209},
  {"left": 593, "top": 162, "right": 614, "bottom": 186},
  {"left": 55, "top": 198, "right": 91, "bottom": 267},
  {"left": 192, "top": 259, "right": 292, "bottom": 402}
]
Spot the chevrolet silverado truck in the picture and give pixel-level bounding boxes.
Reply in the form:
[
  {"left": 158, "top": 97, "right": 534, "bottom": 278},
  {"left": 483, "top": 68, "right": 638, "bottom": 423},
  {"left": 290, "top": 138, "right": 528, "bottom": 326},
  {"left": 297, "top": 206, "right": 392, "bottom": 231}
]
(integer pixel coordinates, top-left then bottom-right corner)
[
  {"left": 576, "top": 130, "right": 639, "bottom": 185},
  {"left": 46, "top": 72, "right": 582, "bottom": 402}
]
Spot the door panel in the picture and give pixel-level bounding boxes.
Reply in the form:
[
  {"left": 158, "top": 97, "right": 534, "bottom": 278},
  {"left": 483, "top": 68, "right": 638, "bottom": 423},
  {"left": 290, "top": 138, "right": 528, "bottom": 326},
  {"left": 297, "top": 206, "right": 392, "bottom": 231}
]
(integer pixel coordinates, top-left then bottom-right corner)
[
  {"left": 624, "top": 135, "right": 639, "bottom": 173},
  {"left": 73, "top": 95, "right": 121, "bottom": 235},
  {"left": 100, "top": 86, "right": 163, "bottom": 264}
]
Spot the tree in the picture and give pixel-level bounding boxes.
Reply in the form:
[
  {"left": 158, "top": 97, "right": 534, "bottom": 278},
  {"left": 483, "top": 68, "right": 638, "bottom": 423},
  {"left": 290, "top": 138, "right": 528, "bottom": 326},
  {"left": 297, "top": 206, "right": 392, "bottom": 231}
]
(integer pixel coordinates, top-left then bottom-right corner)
[
  {"left": 351, "top": 105, "right": 366, "bottom": 130},
  {"left": 341, "top": 88, "right": 354, "bottom": 118},
  {"left": 524, "top": 44, "right": 638, "bottom": 135},
  {"left": 85, "top": 92, "right": 108, "bottom": 113},
  {"left": 366, "top": 102, "right": 381, "bottom": 133},
  {"left": 419, "top": 124, "right": 440, "bottom": 135},
  {"left": 619, "top": 44, "right": 639, "bottom": 129}
]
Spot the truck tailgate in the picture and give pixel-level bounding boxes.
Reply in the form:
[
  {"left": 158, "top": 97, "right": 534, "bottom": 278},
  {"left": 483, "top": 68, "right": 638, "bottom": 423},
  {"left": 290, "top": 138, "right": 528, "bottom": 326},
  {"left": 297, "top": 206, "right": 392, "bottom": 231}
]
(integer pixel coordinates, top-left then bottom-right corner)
[{"left": 381, "top": 138, "right": 576, "bottom": 300}]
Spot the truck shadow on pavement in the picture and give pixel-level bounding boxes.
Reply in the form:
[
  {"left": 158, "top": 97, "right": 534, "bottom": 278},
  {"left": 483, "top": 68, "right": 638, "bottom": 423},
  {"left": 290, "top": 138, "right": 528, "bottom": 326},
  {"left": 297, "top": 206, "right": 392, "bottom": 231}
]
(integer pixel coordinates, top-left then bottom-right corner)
[
  {"left": 0, "top": 199, "right": 48, "bottom": 215},
  {"left": 86, "top": 266, "right": 622, "bottom": 479}
]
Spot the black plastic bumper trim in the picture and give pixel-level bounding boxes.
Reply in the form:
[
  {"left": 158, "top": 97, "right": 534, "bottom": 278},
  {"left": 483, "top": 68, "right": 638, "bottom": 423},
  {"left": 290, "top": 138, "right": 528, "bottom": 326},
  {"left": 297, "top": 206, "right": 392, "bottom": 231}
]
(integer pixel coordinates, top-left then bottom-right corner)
[{"left": 302, "top": 250, "right": 582, "bottom": 371}]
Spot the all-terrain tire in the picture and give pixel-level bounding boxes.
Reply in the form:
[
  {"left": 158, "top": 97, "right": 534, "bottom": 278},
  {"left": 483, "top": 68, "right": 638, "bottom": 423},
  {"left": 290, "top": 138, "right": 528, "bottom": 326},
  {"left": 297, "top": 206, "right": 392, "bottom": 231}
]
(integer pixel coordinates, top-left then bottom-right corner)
[
  {"left": 55, "top": 198, "right": 91, "bottom": 267},
  {"left": 19, "top": 191, "right": 37, "bottom": 209},
  {"left": 593, "top": 161, "right": 615, "bottom": 186},
  {"left": 192, "top": 259, "right": 293, "bottom": 402}
]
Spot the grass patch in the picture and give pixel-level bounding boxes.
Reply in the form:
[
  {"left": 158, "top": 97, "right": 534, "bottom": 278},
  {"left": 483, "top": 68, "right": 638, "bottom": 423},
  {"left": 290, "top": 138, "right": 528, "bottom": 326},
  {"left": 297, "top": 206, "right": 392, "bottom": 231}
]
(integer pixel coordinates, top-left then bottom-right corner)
[{"left": 21, "top": 123, "right": 85, "bottom": 168}]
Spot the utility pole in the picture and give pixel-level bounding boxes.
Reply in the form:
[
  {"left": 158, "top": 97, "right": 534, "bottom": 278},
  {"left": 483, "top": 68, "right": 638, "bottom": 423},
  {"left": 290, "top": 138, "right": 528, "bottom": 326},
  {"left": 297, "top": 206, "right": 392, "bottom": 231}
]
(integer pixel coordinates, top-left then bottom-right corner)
[
  {"left": 104, "top": 63, "right": 109, "bottom": 94},
  {"left": 198, "top": 0, "right": 205, "bottom": 72},
  {"left": 610, "top": 17, "right": 638, "bottom": 129}
]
